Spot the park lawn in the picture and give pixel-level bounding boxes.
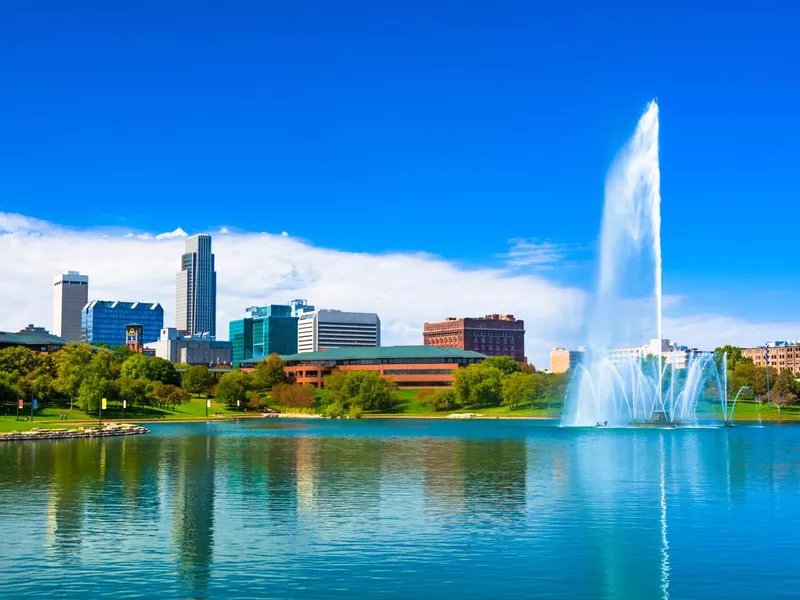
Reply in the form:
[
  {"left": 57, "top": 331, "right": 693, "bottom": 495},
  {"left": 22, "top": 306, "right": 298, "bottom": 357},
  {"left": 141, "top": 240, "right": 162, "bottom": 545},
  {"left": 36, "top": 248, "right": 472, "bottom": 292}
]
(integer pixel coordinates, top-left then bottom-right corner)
[
  {"left": 696, "top": 400, "right": 800, "bottom": 422},
  {"left": 0, "top": 397, "right": 242, "bottom": 434}
]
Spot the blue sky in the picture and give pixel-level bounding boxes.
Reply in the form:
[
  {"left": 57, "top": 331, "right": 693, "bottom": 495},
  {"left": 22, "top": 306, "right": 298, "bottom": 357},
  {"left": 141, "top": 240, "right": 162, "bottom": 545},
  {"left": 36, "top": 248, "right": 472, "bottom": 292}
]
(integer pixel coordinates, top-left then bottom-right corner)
[{"left": 1, "top": 1, "right": 799, "bottom": 355}]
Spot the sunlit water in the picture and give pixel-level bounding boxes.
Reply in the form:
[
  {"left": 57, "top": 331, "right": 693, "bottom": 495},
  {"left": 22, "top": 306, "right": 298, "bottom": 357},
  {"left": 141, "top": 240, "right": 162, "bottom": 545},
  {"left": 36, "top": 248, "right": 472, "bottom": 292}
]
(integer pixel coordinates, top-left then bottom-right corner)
[{"left": 1, "top": 420, "right": 799, "bottom": 599}]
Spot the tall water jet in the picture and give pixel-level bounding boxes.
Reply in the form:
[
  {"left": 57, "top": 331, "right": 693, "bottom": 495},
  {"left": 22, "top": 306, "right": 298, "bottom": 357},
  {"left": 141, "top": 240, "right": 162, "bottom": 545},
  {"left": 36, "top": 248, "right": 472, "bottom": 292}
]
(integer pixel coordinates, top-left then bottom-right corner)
[{"left": 563, "top": 101, "right": 726, "bottom": 426}]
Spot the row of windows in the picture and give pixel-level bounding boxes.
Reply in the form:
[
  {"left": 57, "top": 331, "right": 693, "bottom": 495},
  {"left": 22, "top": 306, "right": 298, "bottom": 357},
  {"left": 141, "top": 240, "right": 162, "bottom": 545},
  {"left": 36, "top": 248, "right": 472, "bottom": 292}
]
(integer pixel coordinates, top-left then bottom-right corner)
[
  {"left": 285, "top": 357, "right": 483, "bottom": 366},
  {"left": 384, "top": 369, "right": 454, "bottom": 375}
]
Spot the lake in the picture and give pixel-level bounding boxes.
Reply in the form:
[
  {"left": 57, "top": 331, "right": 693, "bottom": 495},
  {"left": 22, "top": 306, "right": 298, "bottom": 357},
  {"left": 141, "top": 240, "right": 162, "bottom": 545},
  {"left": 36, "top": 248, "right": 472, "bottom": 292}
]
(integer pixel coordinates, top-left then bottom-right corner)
[{"left": 1, "top": 419, "right": 798, "bottom": 599}]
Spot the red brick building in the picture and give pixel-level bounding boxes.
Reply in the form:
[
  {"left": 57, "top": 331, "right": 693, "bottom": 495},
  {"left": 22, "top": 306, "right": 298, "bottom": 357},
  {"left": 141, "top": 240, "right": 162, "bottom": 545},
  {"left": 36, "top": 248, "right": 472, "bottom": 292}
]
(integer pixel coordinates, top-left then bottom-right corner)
[{"left": 423, "top": 314, "right": 525, "bottom": 363}]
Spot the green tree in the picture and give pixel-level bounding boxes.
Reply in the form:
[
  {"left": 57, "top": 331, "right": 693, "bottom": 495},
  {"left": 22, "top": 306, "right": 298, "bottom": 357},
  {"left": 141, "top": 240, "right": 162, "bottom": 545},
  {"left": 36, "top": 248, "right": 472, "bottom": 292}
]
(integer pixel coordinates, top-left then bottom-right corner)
[
  {"left": 146, "top": 357, "right": 178, "bottom": 385},
  {"left": 353, "top": 371, "right": 396, "bottom": 411},
  {"left": 771, "top": 370, "right": 798, "bottom": 412},
  {"left": 52, "top": 344, "right": 95, "bottom": 409},
  {"left": 251, "top": 353, "right": 288, "bottom": 391},
  {"left": 0, "top": 372, "right": 20, "bottom": 413},
  {"left": 117, "top": 377, "right": 155, "bottom": 408},
  {"left": 501, "top": 372, "right": 540, "bottom": 410},
  {"left": 150, "top": 384, "right": 190, "bottom": 410},
  {"left": 215, "top": 371, "right": 250, "bottom": 408},
  {"left": 325, "top": 400, "right": 344, "bottom": 418},
  {"left": 321, "top": 371, "right": 396, "bottom": 411},
  {"left": 416, "top": 388, "right": 459, "bottom": 411},
  {"left": 271, "top": 383, "right": 316, "bottom": 408},
  {"left": 484, "top": 356, "right": 521, "bottom": 376},
  {"left": 120, "top": 354, "right": 149, "bottom": 379},
  {"left": 181, "top": 365, "right": 213, "bottom": 396},
  {"left": 453, "top": 363, "right": 503, "bottom": 407},
  {"left": 713, "top": 345, "right": 753, "bottom": 372},
  {"left": 76, "top": 351, "right": 116, "bottom": 413},
  {"left": 0, "top": 346, "right": 39, "bottom": 377}
]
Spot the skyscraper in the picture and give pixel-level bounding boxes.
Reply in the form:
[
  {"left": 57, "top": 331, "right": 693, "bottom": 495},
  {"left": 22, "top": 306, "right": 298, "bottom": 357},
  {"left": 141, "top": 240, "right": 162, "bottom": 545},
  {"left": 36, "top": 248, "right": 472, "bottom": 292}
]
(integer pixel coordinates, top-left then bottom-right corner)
[
  {"left": 176, "top": 234, "right": 217, "bottom": 337},
  {"left": 53, "top": 271, "right": 89, "bottom": 341}
]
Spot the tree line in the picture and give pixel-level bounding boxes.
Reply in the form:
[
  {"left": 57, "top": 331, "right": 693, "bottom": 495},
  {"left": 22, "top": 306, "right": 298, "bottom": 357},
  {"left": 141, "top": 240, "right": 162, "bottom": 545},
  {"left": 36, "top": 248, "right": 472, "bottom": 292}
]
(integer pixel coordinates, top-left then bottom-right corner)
[
  {"left": 714, "top": 345, "right": 800, "bottom": 410},
  {"left": 417, "top": 356, "right": 569, "bottom": 412}
]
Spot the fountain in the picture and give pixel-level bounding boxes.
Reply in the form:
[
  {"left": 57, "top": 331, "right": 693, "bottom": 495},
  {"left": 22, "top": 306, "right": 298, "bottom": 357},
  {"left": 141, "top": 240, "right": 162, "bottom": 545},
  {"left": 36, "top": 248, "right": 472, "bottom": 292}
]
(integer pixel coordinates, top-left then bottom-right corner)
[{"left": 563, "top": 101, "right": 728, "bottom": 427}]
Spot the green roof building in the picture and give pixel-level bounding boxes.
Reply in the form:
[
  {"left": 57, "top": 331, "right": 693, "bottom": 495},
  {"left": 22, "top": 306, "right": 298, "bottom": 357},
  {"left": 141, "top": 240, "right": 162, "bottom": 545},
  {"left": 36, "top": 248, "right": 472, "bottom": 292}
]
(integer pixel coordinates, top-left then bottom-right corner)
[{"left": 0, "top": 328, "right": 71, "bottom": 353}]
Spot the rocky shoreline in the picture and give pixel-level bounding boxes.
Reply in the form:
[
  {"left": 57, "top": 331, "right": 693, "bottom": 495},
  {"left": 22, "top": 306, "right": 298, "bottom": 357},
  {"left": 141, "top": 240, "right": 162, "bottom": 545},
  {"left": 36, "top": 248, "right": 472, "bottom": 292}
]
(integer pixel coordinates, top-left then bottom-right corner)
[{"left": 0, "top": 423, "right": 150, "bottom": 442}]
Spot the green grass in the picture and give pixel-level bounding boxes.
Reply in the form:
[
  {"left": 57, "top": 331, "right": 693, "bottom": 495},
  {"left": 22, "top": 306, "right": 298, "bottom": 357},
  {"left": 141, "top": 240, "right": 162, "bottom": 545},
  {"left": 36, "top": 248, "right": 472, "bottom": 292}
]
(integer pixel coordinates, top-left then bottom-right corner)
[{"left": 0, "top": 397, "right": 242, "bottom": 434}]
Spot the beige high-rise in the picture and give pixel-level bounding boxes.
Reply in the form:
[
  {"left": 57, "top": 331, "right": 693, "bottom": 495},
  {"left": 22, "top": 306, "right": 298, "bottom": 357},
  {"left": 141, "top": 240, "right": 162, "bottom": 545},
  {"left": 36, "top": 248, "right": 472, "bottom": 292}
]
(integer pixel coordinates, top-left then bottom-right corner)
[{"left": 53, "top": 271, "right": 88, "bottom": 341}]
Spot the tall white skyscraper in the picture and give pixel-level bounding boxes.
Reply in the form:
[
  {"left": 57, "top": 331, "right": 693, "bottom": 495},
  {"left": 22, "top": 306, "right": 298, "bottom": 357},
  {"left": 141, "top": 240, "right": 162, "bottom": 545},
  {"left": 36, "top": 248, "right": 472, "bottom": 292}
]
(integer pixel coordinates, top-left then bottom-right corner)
[
  {"left": 176, "top": 234, "right": 217, "bottom": 337},
  {"left": 53, "top": 271, "right": 89, "bottom": 341}
]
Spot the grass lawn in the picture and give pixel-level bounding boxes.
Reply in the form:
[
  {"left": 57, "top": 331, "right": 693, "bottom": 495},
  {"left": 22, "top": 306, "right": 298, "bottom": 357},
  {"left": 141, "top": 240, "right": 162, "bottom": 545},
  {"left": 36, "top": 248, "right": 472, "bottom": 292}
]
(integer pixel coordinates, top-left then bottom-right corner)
[
  {"left": 696, "top": 399, "right": 800, "bottom": 422},
  {"left": 0, "top": 397, "right": 243, "bottom": 434}
]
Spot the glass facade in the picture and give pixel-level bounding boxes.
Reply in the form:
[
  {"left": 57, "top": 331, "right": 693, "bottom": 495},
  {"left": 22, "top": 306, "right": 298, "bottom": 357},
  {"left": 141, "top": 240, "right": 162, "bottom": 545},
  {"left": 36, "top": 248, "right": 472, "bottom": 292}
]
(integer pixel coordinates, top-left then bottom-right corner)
[
  {"left": 81, "top": 301, "right": 164, "bottom": 347},
  {"left": 229, "top": 304, "right": 299, "bottom": 366}
]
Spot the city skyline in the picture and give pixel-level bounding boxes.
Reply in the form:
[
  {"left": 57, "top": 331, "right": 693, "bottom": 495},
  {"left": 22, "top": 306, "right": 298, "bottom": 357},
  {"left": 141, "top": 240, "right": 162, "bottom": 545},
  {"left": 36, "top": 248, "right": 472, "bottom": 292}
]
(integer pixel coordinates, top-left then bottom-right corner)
[{"left": 3, "top": 213, "right": 799, "bottom": 368}]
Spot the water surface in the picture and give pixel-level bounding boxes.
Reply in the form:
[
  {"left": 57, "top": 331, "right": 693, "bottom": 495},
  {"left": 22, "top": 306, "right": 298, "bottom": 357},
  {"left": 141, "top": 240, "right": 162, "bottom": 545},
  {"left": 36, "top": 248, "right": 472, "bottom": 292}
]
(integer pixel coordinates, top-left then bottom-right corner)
[{"left": 1, "top": 419, "right": 798, "bottom": 599}]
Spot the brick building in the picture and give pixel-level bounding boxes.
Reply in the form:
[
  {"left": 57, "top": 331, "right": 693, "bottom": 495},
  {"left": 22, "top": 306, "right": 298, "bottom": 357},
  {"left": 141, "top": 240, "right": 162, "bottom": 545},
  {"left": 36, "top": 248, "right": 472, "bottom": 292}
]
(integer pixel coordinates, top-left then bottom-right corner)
[
  {"left": 240, "top": 346, "right": 485, "bottom": 388},
  {"left": 742, "top": 342, "right": 800, "bottom": 375},
  {"left": 423, "top": 314, "right": 525, "bottom": 362}
]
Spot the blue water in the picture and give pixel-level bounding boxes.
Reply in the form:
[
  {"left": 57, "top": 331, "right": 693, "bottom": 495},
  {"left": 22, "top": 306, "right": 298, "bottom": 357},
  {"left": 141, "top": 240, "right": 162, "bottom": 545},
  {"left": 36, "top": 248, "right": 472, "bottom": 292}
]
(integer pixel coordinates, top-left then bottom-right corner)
[{"left": 1, "top": 419, "right": 798, "bottom": 599}]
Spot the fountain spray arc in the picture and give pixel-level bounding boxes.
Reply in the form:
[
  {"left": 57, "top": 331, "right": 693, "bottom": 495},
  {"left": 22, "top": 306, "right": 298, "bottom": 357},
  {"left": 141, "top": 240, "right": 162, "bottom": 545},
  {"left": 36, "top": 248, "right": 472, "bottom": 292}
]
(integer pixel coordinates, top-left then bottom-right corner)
[{"left": 563, "top": 101, "right": 728, "bottom": 427}]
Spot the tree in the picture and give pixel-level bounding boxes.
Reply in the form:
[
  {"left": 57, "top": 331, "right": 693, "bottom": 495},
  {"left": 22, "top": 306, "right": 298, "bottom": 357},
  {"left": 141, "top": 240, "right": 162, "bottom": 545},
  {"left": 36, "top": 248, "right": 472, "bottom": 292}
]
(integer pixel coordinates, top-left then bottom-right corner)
[
  {"left": 453, "top": 363, "right": 503, "bottom": 407},
  {"left": 117, "top": 377, "right": 155, "bottom": 409},
  {"left": 151, "top": 384, "right": 190, "bottom": 411},
  {"left": 713, "top": 345, "right": 753, "bottom": 372},
  {"left": 326, "top": 400, "right": 344, "bottom": 418},
  {"left": 120, "top": 354, "right": 149, "bottom": 380},
  {"left": 0, "top": 372, "right": 20, "bottom": 413},
  {"left": 321, "top": 370, "right": 396, "bottom": 412},
  {"left": 771, "top": 370, "right": 798, "bottom": 412},
  {"left": 484, "top": 356, "right": 521, "bottom": 376},
  {"left": 52, "top": 344, "right": 95, "bottom": 409},
  {"left": 0, "top": 346, "right": 39, "bottom": 377},
  {"left": 247, "top": 391, "right": 265, "bottom": 410},
  {"left": 322, "top": 369, "right": 350, "bottom": 405},
  {"left": 353, "top": 371, "right": 396, "bottom": 411},
  {"left": 251, "top": 353, "right": 288, "bottom": 391},
  {"left": 146, "top": 357, "right": 178, "bottom": 385},
  {"left": 120, "top": 355, "right": 178, "bottom": 384},
  {"left": 182, "top": 365, "right": 213, "bottom": 396},
  {"left": 271, "top": 384, "right": 316, "bottom": 408},
  {"left": 76, "top": 351, "right": 116, "bottom": 412},
  {"left": 416, "top": 388, "right": 459, "bottom": 411},
  {"left": 501, "top": 372, "right": 540, "bottom": 410},
  {"left": 215, "top": 371, "right": 250, "bottom": 408}
]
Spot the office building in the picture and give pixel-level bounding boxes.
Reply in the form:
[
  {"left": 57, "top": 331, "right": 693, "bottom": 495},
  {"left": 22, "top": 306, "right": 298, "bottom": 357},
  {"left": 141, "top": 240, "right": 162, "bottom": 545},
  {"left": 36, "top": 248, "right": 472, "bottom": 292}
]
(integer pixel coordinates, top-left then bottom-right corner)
[
  {"left": 229, "top": 304, "right": 300, "bottom": 366},
  {"left": 289, "top": 299, "right": 314, "bottom": 317},
  {"left": 81, "top": 301, "right": 164, "bottom": 347},
  {"left": 605, "top": 338, "right": 704, "bottom": 370},
  {"left": 742, "top": 342, "right": 800, "bottom": 375},
  {"left": 53, "top": 271, "right": 89, "bottom": 341},
  {"left": 550, "top": 347, "right": 586, "bottom": 373},
  {"left": 147, "top": 328, "right": 232, "bottom": 366},
  {"left": 240, "top": 346, "right": 485, "bottom": 388},
  {"left": 423, "top": 314, "right": 526, "bottom": 362},
  {"left": 176, "top": 234, "right": 217, "bottom": 337},
  {"left": 297, "top": 309, "right": 380, "bottom": 353}
]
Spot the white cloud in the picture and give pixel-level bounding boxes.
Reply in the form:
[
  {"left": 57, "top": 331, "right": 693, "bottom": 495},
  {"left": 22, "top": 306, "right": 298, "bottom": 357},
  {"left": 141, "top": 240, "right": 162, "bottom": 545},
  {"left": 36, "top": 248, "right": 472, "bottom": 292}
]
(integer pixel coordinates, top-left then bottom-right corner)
[
  {"left": 498, "top": 238, "right": 581, "bottom": 270},
  {"left": 664, "top": 314, "right": 800, "bottom": 350},
  {"left": 0, "top": 212, "right": 587, "bottom": 367}
]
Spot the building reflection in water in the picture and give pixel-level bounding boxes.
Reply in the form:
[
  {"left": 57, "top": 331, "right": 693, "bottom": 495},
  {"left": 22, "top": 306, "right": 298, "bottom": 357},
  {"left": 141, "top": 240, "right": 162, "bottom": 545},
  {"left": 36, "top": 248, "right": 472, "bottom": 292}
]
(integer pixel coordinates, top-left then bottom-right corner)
[{"left": 170, "top": 434, "right": 216, "bottom": 600}]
